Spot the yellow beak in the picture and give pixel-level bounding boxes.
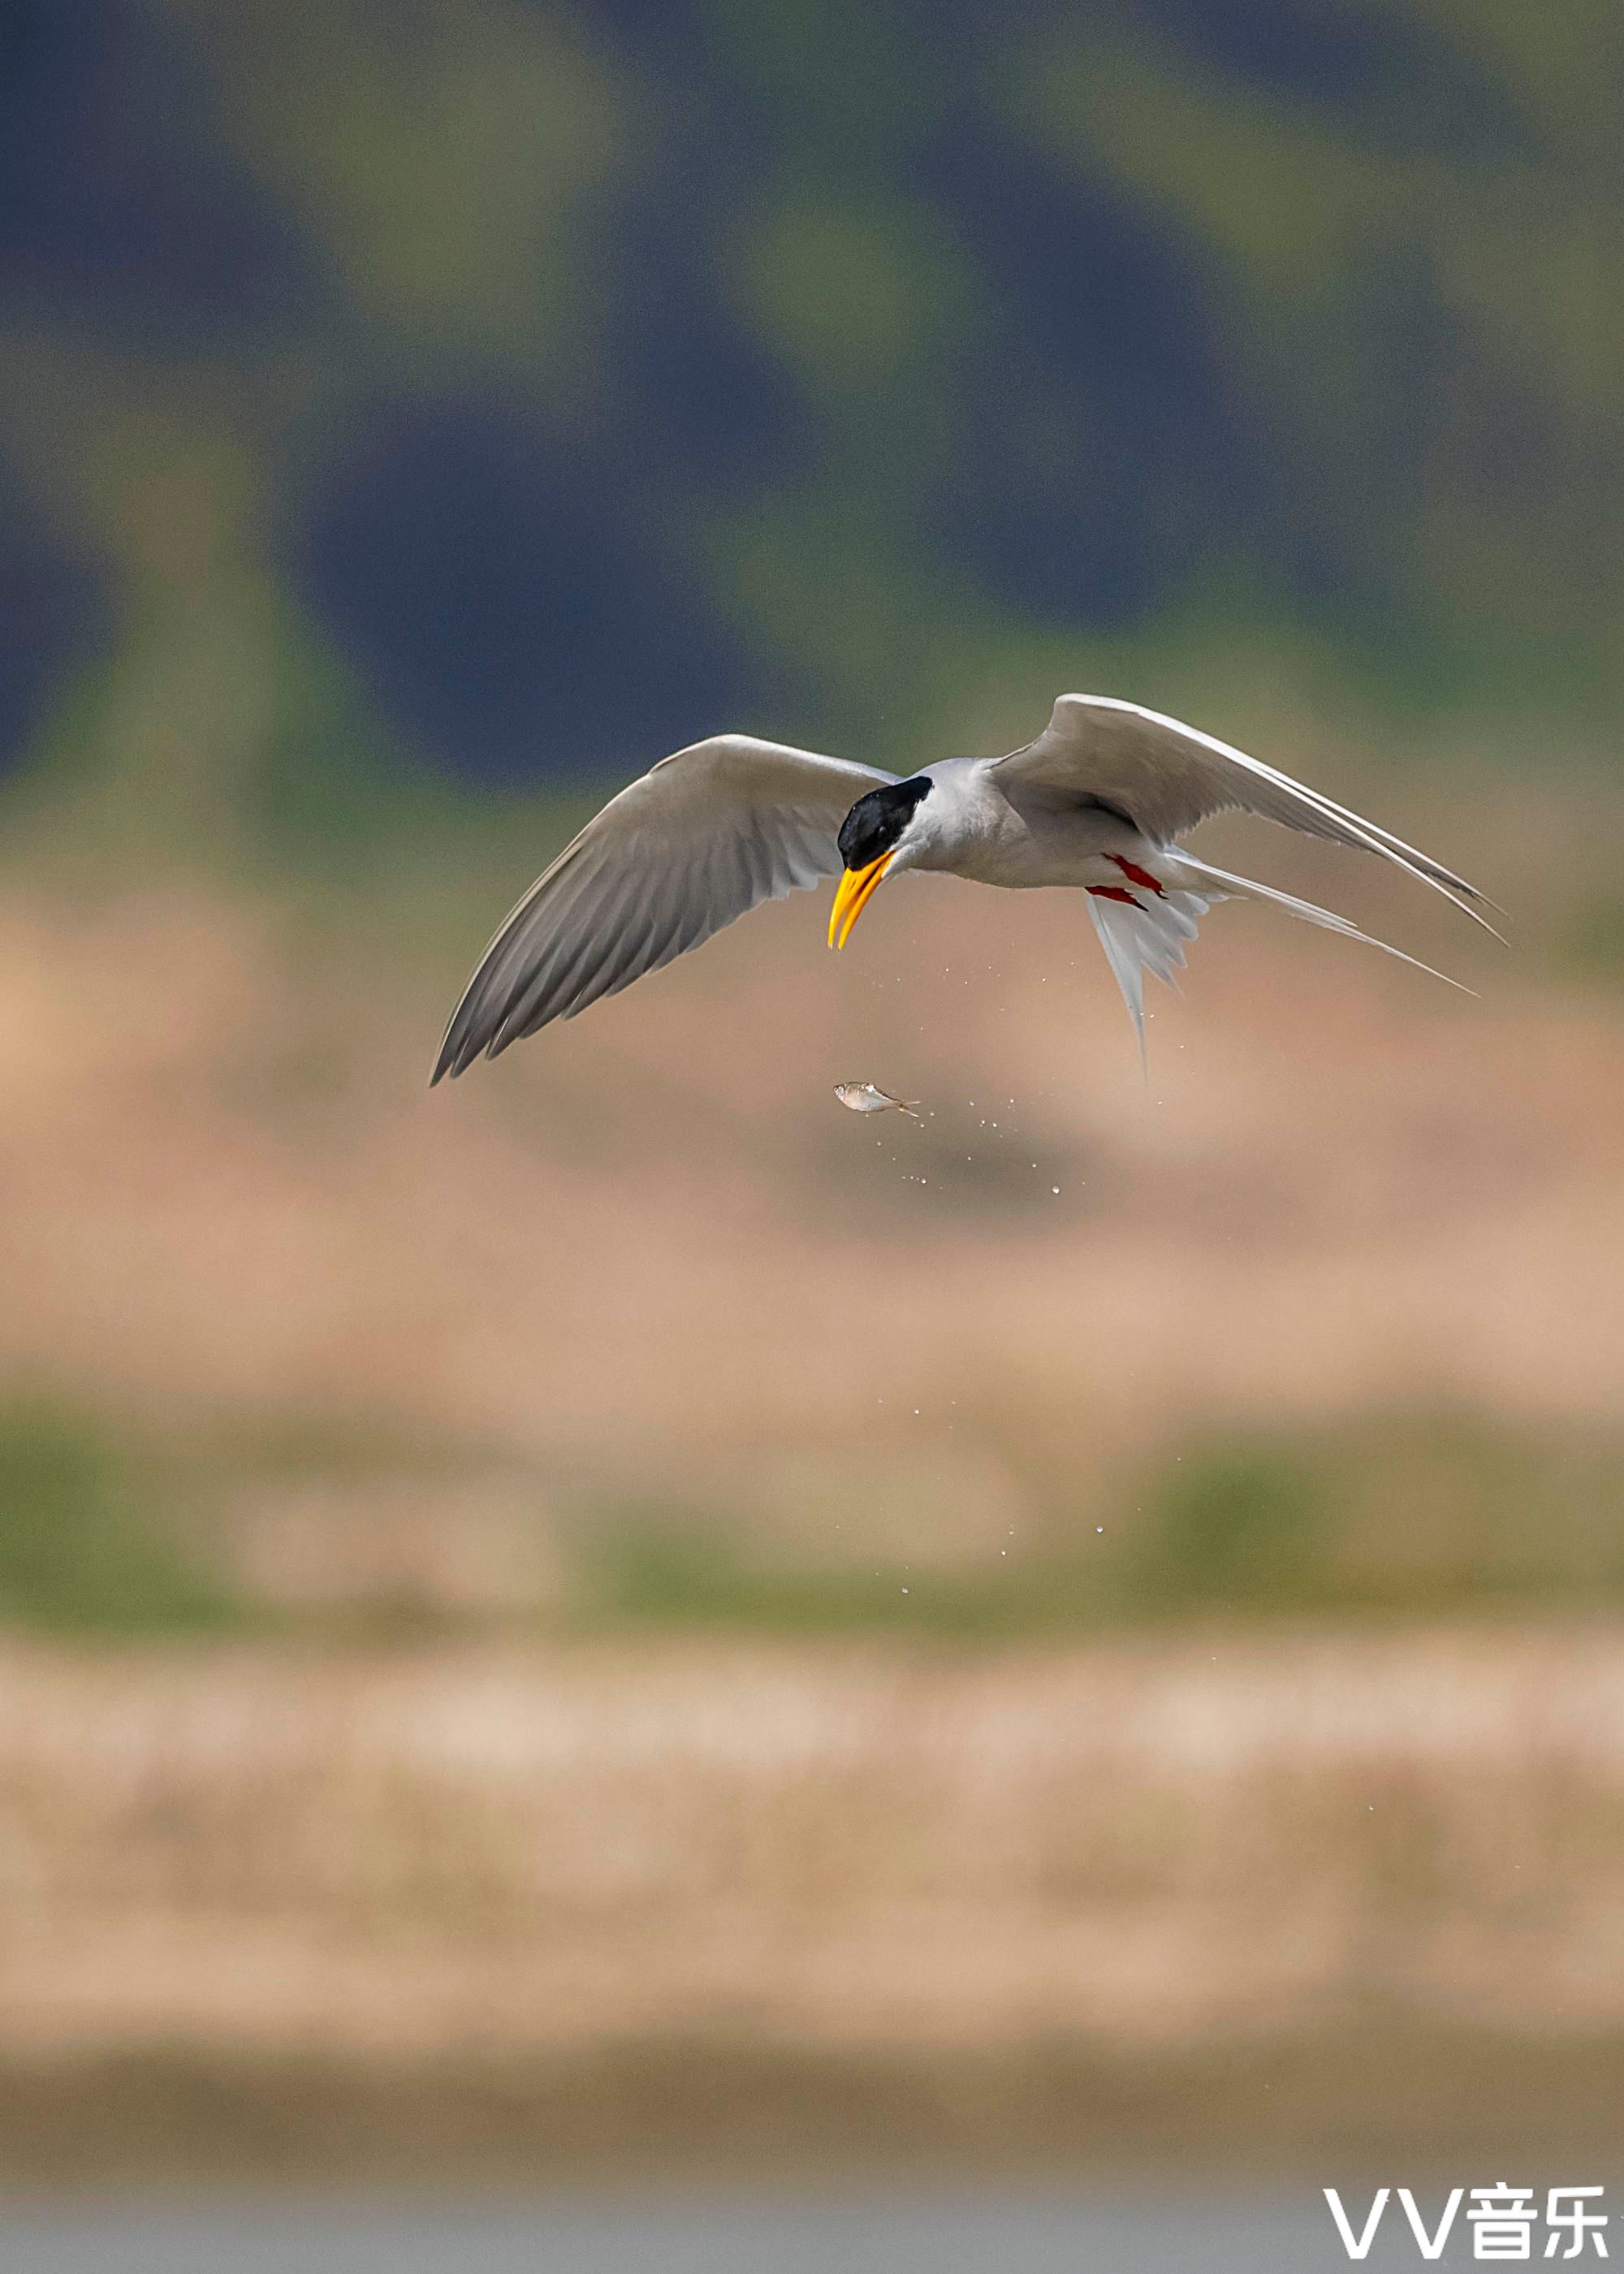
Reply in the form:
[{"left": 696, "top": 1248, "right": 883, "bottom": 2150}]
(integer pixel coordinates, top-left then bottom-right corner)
[{"left": 827, "top": 853, "right": 894, "bottom": 949}]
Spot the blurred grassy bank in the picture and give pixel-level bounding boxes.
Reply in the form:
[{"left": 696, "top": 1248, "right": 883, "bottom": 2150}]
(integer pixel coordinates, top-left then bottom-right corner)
[{"left": 5, "top": 1394, "right": 1623, "bottom": 1641}]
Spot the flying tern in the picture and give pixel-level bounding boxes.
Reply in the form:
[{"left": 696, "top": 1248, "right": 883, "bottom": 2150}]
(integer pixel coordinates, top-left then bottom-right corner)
[{"left": 432, "top": 692, "right": 1492, "bottom": 1079}]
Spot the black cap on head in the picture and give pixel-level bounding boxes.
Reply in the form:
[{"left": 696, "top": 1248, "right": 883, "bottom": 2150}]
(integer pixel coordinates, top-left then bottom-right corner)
[{"left": 838, "top": 776, "right": 932, "bottom": 871}]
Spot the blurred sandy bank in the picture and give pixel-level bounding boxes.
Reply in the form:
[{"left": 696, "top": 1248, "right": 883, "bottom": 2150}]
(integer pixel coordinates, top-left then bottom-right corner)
[{"left": 2, "top": 1630, "right": 1624, "bottom": 2182}]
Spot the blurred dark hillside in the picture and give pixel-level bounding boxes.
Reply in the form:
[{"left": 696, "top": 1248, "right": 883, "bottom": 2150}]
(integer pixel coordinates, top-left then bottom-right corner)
[{"left": 1, "top": 0, "right": 1620, "bottom": 814}]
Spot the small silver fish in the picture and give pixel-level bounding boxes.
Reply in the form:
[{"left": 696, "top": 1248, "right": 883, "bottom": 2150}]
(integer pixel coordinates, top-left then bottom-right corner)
[{"left": 834, "top": 1082, "right": 921, "bottom": 1119}]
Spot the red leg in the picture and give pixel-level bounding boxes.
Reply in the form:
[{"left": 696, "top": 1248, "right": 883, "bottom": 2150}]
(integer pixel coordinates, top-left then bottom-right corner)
[{"left": 1111, "top": 854, "right": 1164, "bottom": 897}]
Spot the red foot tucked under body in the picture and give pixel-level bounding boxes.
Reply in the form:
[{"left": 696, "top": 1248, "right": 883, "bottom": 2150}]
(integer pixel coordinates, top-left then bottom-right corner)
[
  {"left": 1088, "top": 885, "right": 1142, "bottom": 907},
  {"left": 1111, "top": 854, "right": 1164, "bottom": 897}
]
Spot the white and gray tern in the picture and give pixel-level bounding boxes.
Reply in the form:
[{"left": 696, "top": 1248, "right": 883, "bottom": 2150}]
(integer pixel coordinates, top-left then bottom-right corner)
[{"left": 433, "top": 692, "right": 1493, "bottom": 1081}]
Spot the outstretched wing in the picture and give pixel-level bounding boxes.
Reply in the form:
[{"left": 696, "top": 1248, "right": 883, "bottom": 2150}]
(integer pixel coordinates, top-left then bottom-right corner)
[
  {"left": 433, "top": 735, "right": 894, "bottom": 1080},
  {"left": 991, "top": 694, "right": 1494, "bottom": 929}
]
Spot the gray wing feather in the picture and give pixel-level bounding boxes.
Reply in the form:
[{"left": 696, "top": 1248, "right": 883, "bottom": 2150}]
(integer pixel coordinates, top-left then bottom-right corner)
[
  {"left": 433, "top": 736, "right": 894, "bottom": 1079},
  {"left": 992, "top": 694, "right": 1496, "bottom": 931}
]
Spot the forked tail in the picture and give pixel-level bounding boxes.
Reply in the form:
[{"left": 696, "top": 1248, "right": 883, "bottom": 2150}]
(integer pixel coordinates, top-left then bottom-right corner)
[{"left": 1086, "top": 850, "right": 1470, "bottom": 1061}]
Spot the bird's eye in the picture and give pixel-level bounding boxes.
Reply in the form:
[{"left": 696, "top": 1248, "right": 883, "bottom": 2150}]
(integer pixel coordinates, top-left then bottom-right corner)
[{"left": 838, "top": 776, "right": 931, "bottom": 869}]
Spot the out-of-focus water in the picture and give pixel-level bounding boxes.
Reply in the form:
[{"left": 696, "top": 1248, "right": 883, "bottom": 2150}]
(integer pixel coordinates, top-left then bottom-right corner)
[{"left": 0, "top": 2190, "right": 1475, "bottom": 2271}]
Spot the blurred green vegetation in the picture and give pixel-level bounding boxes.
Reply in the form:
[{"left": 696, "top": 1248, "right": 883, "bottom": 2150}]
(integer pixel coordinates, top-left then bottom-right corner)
[
  {"left": 0, "top": 1401, "right": 237, "bottom": 1635},
  {"left": 4, "top": 1393, "right": 1618, "bottom": 1641},
  {"left": 587, "top": 1416, "right": 1624, "bottom": 1635}
]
